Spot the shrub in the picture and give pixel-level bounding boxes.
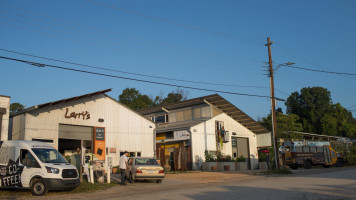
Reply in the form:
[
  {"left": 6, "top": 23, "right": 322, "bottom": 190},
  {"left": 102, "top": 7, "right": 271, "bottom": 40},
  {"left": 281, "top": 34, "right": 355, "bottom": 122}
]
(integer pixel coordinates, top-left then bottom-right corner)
[
  {"left": 204, "top": 151, "right": 215, "bottom": 162},
  {"left": 345, "top": 154, "right": 356, "bottom": 166},
  {"left": 236, "top": 155, "right": 245, "bottom": 162},
  {"left": 258, "top": 151, "right": 267, "bottom": 162}
]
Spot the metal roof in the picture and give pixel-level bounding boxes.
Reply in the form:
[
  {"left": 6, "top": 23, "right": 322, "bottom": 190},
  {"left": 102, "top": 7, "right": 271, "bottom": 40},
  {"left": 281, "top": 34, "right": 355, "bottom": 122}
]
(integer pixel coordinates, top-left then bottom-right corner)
[
  {"left": 156, "top": 120, "right": 206, "bottom": 133},
  {"left": 139, "top": 94, "right": 269, "bottom": 134},
  {"left": 289, "top": 131, "right": 351, "bottom": 142},
  {"left": 11, "top": 89, "right": 112, "bottom": 117}
]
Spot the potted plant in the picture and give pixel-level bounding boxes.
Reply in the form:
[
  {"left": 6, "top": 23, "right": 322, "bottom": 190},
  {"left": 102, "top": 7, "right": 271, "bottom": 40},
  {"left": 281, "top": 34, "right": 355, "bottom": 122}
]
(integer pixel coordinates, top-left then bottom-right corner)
[
  {"left": 217, "top": 154, "right": 234, "bottom": 171},
  {"left": 235, "top": 155, "right": 248, "bottom": 170},
  {"left": 202, "top": 151, "right": 217, "bottom": 171},
  {"left": 258, "top": 151, "right": 268, "bottom": 170}
]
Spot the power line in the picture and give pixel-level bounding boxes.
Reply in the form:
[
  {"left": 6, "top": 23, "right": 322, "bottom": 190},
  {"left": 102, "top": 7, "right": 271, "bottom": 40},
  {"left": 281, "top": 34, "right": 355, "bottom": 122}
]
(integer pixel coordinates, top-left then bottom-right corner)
[
  {"left": 274, "top": 42, "right": 356, "bottom": 79},
  {"left": 348, "top": 104, "right": 356, "bottom": 109},
  {"left": 285, "top": 65, "right": 356, "bottom": 76},
  {"left": 86, "top": 0, "right": 263, "bottom": 45},
  {"left": 0, "top": 55, "right": 281, "bottom": 100},
  {"left": 0, "top": 48, "right": 267, "bottom": 89}
]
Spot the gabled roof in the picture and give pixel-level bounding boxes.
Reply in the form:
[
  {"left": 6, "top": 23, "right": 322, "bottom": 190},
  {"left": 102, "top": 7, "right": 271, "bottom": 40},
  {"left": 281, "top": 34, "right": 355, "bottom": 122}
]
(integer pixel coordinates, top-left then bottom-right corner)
[
  {"left": 11, "top": 89, "right": 112, "bottom": 117},
  {"left": 138, "top": 94, "right": 269, "bottom": 134}
]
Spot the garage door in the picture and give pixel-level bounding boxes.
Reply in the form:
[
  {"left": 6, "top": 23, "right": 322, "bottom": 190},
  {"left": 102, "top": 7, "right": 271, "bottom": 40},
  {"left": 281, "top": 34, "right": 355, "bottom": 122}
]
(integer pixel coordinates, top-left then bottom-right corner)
[{"left": 59, "top": 124, "right": 92, "bottom": 140}]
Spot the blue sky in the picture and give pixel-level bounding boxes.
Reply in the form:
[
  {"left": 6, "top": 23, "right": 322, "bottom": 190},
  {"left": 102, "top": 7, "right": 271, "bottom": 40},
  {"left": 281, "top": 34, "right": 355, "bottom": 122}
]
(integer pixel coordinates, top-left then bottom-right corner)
[{"left": 0, "top": 0, "right": 355, "bottom": 120}]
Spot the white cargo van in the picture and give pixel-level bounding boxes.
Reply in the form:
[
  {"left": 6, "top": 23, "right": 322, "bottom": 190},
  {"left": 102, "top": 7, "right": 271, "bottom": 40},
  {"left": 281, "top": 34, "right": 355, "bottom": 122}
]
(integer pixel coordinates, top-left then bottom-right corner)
[{"left": 0, "top": 140, "right": 80, "bottom": 196}]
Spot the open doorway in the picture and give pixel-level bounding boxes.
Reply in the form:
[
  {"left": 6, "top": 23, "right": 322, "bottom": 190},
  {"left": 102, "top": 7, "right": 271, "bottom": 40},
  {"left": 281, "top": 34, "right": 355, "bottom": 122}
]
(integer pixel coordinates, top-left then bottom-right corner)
[{"left": 58, "top": 124, "right": 93, "bottom": 172}]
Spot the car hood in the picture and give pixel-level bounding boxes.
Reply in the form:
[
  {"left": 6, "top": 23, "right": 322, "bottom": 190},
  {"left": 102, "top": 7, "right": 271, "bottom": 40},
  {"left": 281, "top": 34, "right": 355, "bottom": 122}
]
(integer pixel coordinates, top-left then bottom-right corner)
[{"left": 44, "top": 163, "right": 77, "bottom": 169}]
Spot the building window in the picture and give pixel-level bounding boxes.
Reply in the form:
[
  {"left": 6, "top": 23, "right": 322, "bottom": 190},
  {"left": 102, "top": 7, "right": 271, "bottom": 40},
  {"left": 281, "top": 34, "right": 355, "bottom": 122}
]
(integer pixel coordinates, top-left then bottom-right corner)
[
  {"left": 152, "top": 114, "right": 168, "bottom": 124},
  {"left": 183, "top": 110, "right": 192, "bottom": 121},
  {"left": 32, "top": 138, "right": 54, "bottom": 144},
  {"left": 194, "top": 108, "right": 202, "bottom": 119},
  {"left": 169, "top": 112, "right": 176, "bottom": 123},
  {"left": 176, "top": 111, "right": 184, "bottom": 122},
  {"left": 166, "top": 132, "right": 174, "bottom": 139},
  {"left": 201, "top": 106, "right": 211, "bottom": 118}
]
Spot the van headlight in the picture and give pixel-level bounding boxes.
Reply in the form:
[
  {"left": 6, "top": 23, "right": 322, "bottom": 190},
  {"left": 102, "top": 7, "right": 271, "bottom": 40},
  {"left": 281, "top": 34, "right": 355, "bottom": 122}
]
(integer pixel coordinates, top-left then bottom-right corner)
[{"left": 45, "top": 166, "right": 60, "bottom": 174}]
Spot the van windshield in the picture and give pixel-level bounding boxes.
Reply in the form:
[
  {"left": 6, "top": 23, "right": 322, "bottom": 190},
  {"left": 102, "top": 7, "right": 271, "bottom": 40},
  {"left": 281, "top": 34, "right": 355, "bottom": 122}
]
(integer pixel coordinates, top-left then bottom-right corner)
[{"left": 32, "top": 148, "right": 67, "bottom": 163}]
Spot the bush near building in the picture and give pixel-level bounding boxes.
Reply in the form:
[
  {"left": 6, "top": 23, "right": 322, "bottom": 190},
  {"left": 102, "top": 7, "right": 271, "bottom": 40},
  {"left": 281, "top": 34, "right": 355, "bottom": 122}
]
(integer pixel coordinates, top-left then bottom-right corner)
[{"left": 346, "top": 143, "right": 356, "bottom": 166}]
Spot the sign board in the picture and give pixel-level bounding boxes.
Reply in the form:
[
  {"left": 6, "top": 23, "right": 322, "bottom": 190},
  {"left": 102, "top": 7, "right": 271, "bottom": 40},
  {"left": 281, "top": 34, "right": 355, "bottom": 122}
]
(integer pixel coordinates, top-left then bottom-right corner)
[
  {"left": 232, "top": 137, "right": 237, "bottom": 147},
  {"left": 174, "top": 130, "right": 190, "bottom": 140},
  {"left": 93, "top": 127, "right": 105, "bottom": 161}
]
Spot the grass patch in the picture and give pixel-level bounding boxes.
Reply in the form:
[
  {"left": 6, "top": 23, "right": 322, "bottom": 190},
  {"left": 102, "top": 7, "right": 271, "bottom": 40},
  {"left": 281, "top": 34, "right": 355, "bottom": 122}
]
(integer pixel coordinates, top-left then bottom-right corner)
[{"left": 0, "top": 181, "right": 118, "bottom": 197}]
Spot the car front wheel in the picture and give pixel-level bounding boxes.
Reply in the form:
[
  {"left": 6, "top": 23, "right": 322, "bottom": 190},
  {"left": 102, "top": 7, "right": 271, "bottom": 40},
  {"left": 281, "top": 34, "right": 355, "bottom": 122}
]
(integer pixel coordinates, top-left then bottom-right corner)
[{"left": 31, "top": 179, "right": 47, "bottom": 196}]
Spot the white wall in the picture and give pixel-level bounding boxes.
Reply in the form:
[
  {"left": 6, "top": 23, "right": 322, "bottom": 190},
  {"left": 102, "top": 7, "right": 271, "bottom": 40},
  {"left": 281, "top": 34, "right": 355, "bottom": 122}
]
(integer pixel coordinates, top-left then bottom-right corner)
[
  {"left": 11, "top": 94, "right": 155, "bottom": 166},
  {"left": 0, "top": 96, "right": 10, "bottom": 141},
  {"left": 257, "top": 132, "right": 272, "bottom": 148},
  {"left": 191, "top": 113, "right": 259, "bottom": 170}
]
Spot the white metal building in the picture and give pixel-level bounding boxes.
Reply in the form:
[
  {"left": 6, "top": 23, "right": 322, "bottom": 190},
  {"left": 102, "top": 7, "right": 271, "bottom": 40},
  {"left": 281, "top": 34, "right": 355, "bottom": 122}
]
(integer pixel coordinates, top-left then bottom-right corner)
[
  {"left": 139, "top": 94, "right": 272, "bottom": 170},
  {"left": 9, "top": 89, "right": 156, "bottom": 167},
  {"left": 0, "top": 95, "right": 10, "bottom": 141}
]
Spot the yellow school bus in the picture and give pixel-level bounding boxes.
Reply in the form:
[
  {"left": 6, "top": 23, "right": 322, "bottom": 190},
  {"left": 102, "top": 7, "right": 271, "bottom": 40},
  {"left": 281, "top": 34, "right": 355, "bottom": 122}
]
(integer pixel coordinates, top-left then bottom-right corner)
[{"left": 281, "top": 141, "right": 344, "bottom": 169}]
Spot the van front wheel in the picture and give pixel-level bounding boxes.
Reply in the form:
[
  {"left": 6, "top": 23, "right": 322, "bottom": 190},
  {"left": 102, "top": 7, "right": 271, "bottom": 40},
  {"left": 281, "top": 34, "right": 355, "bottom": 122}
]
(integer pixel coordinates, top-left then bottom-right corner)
[{"left": 31, "top": 180, "right": 47, "bottom": 196}]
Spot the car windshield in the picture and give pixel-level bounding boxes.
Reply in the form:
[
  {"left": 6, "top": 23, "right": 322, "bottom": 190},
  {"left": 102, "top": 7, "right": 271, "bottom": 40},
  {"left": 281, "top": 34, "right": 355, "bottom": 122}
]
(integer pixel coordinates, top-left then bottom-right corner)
[
  {"left": 32, "top": 148, "right": 67, "bottom": 163},
  {"left": 135, "top": 158, "right": 159, "bottom": 166}
]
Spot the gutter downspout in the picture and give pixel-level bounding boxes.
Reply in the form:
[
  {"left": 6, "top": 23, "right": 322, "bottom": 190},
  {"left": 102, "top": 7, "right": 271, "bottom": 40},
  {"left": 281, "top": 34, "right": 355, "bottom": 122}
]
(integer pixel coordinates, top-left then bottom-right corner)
[
  {"left": 204, "top": 121, "right": 207, "bottom": 152},
  {"left": 188, "top": 129, "right": 193, "bottom": 170},
  {"left": 153, "top": 128, "right": 157, "bottom": 158}
]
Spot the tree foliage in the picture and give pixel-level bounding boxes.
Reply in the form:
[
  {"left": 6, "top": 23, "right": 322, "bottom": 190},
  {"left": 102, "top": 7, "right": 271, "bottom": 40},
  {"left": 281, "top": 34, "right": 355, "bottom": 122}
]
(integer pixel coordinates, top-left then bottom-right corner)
[
  {"left": 259, "top": 109, "right": 303, "bottom": 140},
  {"left": 260, "top": 86, "right": 356, "bottom": 138},
  {"left": 284, "top": 87, "right": 356, "bottom": 137},
  {"left": 10, "top": 103, "right": 24, "bottom": 115},
  {"left": 118, "top": 88, "right": 154, "bottom": 110},
  {"left": 118, "top": 88, "right": 188, "bottom": 110},
  {"left": 286, "top": 87, "right": 333, "bottom": 134}
]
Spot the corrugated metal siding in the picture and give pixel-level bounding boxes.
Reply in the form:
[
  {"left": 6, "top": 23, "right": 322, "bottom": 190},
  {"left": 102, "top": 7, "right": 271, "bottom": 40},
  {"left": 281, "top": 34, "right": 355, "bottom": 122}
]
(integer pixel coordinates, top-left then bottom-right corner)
[
  {"left": 191, "top": 113, "right": 259, "bottom": 170},
  {"left": 11, "top": 114, "right": 26, "bottom": 140},
  {"left": 0, "top": 96, "right": 10, "bottom": 141},
  {"left": 11, "top": 94, "right": 155, "bottom": 167},
  {"left": 256, "top": 132, "right": 272, "bottom": 148}
]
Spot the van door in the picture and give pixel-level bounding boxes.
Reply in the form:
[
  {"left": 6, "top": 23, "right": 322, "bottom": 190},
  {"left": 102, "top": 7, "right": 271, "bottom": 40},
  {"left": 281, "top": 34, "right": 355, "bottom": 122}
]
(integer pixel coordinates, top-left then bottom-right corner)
[
  {"left": 0, "top": 144, "right": 22, "bottom": 188},
  {"left": 20, "top": 149, "right": 42, "bottom": 188},
  {"left": 323, "top": 146, "right": 331, "bottom": 165}
]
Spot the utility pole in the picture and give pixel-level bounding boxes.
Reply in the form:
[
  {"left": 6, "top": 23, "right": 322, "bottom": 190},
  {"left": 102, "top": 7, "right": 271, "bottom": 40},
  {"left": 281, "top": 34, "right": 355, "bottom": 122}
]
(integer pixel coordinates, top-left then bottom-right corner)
[{"left": 265, "top": 37, "right": 280, "bottom": 170}]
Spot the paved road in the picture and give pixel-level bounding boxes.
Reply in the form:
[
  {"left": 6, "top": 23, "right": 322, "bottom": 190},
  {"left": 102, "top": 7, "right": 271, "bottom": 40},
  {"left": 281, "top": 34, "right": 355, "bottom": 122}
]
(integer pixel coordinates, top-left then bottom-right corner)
[{"left": 9, "top": 167, "right": 356, "bottom": 200}]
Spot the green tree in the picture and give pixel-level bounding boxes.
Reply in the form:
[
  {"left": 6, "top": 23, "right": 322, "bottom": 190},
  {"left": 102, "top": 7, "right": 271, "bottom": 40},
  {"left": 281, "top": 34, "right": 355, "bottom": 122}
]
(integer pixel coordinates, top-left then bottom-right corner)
[
  {"left": 321, "top": 103, "right": 356, "bottom": 137},
  {"left": 285, "top": 87, "right": 333, "bottom": 134},
  {"left": 259, "top": 110, "right": 303, "bottom": 140},
  {"left": 160, "top": 88, "right": 188, "bottom": 105},
  {"left": 10, "top": 103, "right": 24, "bottom": 115},
  {"left": 285, "top": 87, "right": 356, "bottom": 137},
  {"left": 118, "top": 88, "right": 154, "bottom": 110}
]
